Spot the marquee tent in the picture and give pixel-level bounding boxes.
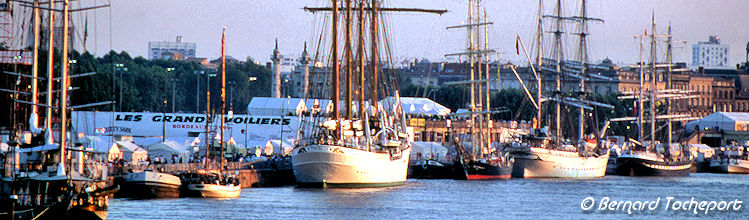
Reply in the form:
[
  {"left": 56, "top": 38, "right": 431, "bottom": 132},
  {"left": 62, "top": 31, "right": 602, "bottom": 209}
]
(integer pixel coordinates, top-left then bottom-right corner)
[
  {"left": 116, "top": 141, "right": 147, "bottom": 162},
  {"left": 146, "top": 140, "right": 191, "bottom": 163}
]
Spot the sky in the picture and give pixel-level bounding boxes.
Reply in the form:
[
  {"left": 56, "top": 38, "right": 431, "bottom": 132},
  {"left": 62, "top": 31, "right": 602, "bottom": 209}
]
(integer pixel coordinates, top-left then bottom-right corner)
[{"left": 67, "top": 0, "right": 749, "bottom": 67}]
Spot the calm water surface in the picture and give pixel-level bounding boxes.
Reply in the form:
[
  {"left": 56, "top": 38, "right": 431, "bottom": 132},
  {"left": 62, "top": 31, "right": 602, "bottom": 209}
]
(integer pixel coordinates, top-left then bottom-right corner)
[{"left": 109, "top": 173, "right": 748, "bottom": 219}]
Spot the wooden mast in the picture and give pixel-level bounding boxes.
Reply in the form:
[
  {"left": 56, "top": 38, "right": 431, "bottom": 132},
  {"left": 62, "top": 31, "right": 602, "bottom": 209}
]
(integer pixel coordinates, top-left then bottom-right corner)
[
  {"left": 536, "top": 0, "right": 543, "bottom": 127},
  {"left": 357, "top": 0, "right": 365, "bottom": 119},
  {"left": 483, "top": 9, "right": 491, "bottom": 153},
  {"left": 345, "top": 0, "right": 353, "bottom": 119},
  {"left": 649, "top": 13, "right": 657, "bottom": 146},
  {"left": 31, "top": 0, "right": 40, "bottom": 118},
  {"left": 578, "top": 0, "right": 588, "bottom": 141},
  {"left": 553, "top": 0, "right": 562, "bottom": 140},
  {"left": 467, "top": 0, "right": 476, "bottom": 156},
  {"left": 60, "top": 0, "right": 70, "bottom": 169},
  {"left": 332, "top": 0, "right": 340, "bottom": 137},
  {"left": 666, "top": 22, "right": 673, "bottom": 144},
  {"left": 220, "top": 27, "right": 226, "bottom": 170},
  {"left": 46, "top": 0, "right": 55, "bottom": 135},
  {"left": 369, "top": 0, "right": 379, "bottom": 113},
  {"left": 205, "top": 71, "right": 211, "bottom": 169},
  {"left": 474, "top": 0, "right": 484, "bottom": 154}
]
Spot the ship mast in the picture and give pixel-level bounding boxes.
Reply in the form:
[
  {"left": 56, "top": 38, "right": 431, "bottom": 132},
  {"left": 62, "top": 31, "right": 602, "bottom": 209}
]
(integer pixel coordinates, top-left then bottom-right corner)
[
  {"left": 369, "top": 0, "right": 379, "bottom": 115},
  {"left": 46, "top": 0, "right": 56, "bottom": 135},
  {"left": 483, "top": 9, "right": 492, "bottom": 153},
  {"left": 332, "top": 0, "right": 340, "bottom": 139},
  {"left": 535, "top": 0, "right": 543, "bottom": 128},
  {"left": 220, "top": 27, "right": 226, "bottom": 170},
  {"left": 60, "top": 0, "right": 71, "bottom": 171},
  {"left": 345, "top": 0, "right": 353, "bottom": 120},
  {"left": 649, "top": 13, "right": 657, "bottom": 146},
  {"left": 30, "top": 0, "right": 40, "bottom": 128},
  {"left": 577, "top": 0, "right": 588, "bottom": 141},
  {"left": 553, "top": 0, "right": 563, "bottom": 140},
  {"left": 666, "top": 22, "right": 673, "bottom": 144},
  {"left": 357, "top": 0, "right": 365, "bottom": 120}
]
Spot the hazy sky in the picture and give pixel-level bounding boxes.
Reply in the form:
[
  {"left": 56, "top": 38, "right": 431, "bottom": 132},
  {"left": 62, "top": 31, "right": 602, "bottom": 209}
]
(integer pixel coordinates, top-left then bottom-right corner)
[{"left": 76, "top": 0, "right": 749, "bottom": 66}]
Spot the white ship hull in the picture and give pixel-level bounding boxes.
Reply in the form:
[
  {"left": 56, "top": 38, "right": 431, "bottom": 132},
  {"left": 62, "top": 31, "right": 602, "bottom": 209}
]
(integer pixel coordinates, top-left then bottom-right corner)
[
  {"left": 292, "top": 145, "right": 411, "bottom": 187},
  {"left": 711, "top": 158, "right": 749, "bottom": 174},
  {"left": 187, "top": 183, "right": 241, "bottom": 198},
  {"left": 512, "top": 147, "right": 608, "bottom": 178}
]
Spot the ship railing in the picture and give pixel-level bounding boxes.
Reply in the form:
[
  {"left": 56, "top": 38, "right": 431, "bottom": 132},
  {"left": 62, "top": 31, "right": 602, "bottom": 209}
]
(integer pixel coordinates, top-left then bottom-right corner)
[{"left": 115, "top": 161, "right": 251, "bottom": 175}]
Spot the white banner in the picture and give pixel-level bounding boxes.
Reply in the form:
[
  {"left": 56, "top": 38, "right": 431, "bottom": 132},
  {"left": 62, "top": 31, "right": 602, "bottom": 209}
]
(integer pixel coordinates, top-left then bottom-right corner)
[{"left": 71, "top": 111, "right": 300, "bottom": 146}]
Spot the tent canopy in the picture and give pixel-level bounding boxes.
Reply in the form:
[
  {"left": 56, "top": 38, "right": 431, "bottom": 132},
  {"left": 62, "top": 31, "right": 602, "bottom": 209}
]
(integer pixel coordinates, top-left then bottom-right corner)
[
  {"left": 248, "top": 97, "right": 305, "bottom": 116},
  {"left": 686, "top": 112, "right": 749, "bottom": 133},
  {"left": 116, "top": 141, "right": 147, "bottom": 162},
  {"left": 147, "top": 140, "right": 190, "bottom": 163}
]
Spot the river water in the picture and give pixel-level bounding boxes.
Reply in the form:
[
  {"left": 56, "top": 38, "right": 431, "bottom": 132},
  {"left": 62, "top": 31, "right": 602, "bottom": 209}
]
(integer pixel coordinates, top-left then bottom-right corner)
[{"left": 109, "top": 173, "right": 748, "bottom": 219}]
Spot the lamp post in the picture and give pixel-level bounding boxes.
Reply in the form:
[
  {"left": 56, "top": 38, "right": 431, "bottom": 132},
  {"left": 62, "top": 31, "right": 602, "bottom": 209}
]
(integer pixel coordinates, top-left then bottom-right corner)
[
  {"left": 244, "top": 76, "right": 258, "bottom": 150},
  {"left": 114, "top": 63, "right": 127, "bottom": 112},
  {"left": 228, "top": 80, "right": 235, "bottom": 109},
  {"left": 162, "top": 96, "right": 167, "bottom": 142},
  {"left": 194, "top": 70, "right": 205, "bottom": 113},
  {"left": 166, "top": 67, "right": 176, "bottom": 112},
  {"left": 171, "top": 78, "right": 179, "bottom": 113}
]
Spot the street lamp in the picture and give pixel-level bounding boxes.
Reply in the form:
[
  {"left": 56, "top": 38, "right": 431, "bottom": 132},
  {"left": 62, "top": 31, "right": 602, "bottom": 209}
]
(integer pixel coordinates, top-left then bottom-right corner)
[
  {"left": 166, "top": 67, "right": 176, "bottom": 112},
  {"left": 228, "top": 81, "right": 235, "bottom": 109},
  {"left": 171, "top": 78, "right": 179, "bottom": 113},
  {"left": 194, "top": 70, "right": 205, "bottom": 113},
  {"left": 162, "top": 97, "right": 167, "bottom": 142},
  {"left": 205, "top": 73, "right": 217, "bottom": 113},
  {"left": 244, "top": 76, "right": 258, "bottom": 149},
  {"left": 114, "top": 63, "right": 127, "bottom": 112}
]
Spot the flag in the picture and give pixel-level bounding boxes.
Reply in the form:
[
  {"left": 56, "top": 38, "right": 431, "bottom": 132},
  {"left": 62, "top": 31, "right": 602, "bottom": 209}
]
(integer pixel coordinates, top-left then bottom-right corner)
[
  {"left": 644, "top": 29, "right": 647, "bottom": 36},
  {"left": 515, "top": 35, "right": 520, "bottom": 55}
]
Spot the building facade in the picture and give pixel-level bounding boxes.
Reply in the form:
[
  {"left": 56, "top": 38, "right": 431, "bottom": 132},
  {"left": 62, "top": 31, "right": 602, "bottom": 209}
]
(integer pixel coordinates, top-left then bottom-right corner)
[
  {"left": 148, "top": 36, "right": 196, "bottom": 60},
  {"left": 692, "top": 36, "right": 729, "bottom": 69}
]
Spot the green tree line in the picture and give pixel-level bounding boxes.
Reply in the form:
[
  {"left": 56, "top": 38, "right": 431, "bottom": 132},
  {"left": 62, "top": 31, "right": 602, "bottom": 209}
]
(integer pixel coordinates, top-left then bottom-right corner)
[{"left": 65, "top": 50, "right": 272, "bottom": 114}]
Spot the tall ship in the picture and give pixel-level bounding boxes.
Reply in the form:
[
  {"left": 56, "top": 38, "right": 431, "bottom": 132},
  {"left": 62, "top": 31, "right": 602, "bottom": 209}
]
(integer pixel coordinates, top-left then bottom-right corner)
[
  {"left": 509, "top": 0, "right": 610, "bottom": 178},
  {"left": 183, "top": 28, "right": 241, "bottom": 197},
  {"left": 612, "top": 14, "right": 694, "bottom": 177},
  {"left": 292, "top": 1, "right": 443, "bottom": 187},
  {"left": 444, "top": 0, "right": 513, "bottom": 180},
  {"left": 1, "top": 1, "right": 116, "bottom": 218}
]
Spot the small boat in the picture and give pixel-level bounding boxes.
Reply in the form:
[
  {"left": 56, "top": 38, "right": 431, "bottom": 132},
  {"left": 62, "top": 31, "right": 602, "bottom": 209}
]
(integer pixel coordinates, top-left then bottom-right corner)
[
  {"left": 182, "top": 28, "right": 241, "bottom": 198},
  {"left": 122, "top": 170, "right": 181, "bottom": 198},
  {"left": 408, "top": 159, "right": 454, "bottom": 179},
  {"left": 709, "top": 145, "right": 749, "bottom": 174},
  {"left": 185, "top": 170, "right": 241, "bottom": 198}
]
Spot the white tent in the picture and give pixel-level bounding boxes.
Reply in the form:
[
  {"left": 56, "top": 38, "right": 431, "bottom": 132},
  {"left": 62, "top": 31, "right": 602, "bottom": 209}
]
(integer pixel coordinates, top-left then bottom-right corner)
[
  {"left": 116, "top": 141, "right": 147, "bottom": 163},
  {"left": 269, "top": 139, "right": 294, "bottom": 156},
  {"left": 147, "top": 140, "right": 191, "bottom": 163},
  {"left": 248, "top": 97, "right": 306, "bottom": 116},
  {"left": 686, "top": 112, "right": 749, "bottom": 133},
  {"left": 410, "top": 141, "right": 449, "bottom": 162},
  {"left": 378, "top": 97, "right": 451, "bottom": 116},
  {"left": 132, "top": 137, "right": 164, "bottom": 148},
  {"left": 163, "top": 137, "right": 201, "bottom": 153},
  {"left": 77, "top": 136, "right": 121, "bottom": 161}
]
